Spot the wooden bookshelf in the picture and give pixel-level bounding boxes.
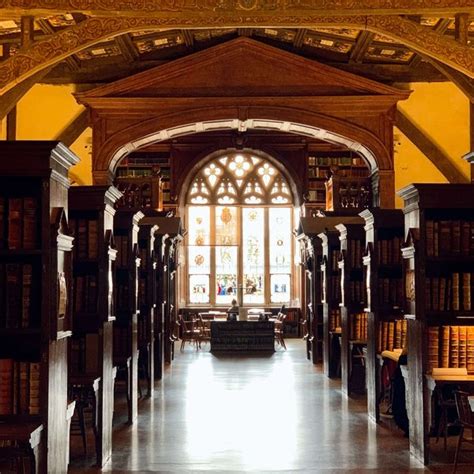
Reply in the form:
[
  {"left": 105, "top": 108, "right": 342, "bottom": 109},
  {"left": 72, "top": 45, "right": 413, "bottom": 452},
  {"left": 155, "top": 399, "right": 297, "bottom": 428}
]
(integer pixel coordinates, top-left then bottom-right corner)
[
  {"left": 113, "top": 209, "right": 144, "bottom": 424},
  {"left": 335, "top": 218, "right": 366, "bottom": 396},
  {"left": 305, "top": 153, "right": 371, "bottom": 215},
  {"left": 359, "top": 209, "right": 405, "bottom": 422},
  {"left": 0, "top": 141, "right": 78, "bottom": 472},
  {"left": 68, "top": 185, "right": 121, "bottom": 467},
  {"left": 398, "top": 183, "right": 474, "bottom": 464},
  {"left": 137, "top": 219, "right": 159, "bottom": 397}
]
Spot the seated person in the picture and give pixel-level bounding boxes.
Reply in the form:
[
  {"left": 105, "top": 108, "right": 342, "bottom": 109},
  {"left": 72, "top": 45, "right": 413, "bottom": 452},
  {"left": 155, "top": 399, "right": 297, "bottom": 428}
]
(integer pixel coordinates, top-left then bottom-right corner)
[{"left": 227, "top": 299, "right": 239, "bottom": 321}]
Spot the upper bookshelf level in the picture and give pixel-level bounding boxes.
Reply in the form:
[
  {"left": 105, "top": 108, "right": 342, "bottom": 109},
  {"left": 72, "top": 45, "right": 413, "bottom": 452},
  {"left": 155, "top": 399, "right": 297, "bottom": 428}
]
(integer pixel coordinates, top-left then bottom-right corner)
[{"left": 305, "top": 152, "right": 371, "bottom": 214}]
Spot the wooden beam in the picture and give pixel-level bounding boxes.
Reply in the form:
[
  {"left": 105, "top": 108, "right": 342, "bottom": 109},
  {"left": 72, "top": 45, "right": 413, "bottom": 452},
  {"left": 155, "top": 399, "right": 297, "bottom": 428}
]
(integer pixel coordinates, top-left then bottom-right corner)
[
  {"left": 36, "top": 18, "right": 80, "bottom": 71},
  {"left": 455, "top": 13, "right": 470, "bottom": 45},
  {"left": 0, "top": 14, "right": 472, "bottom": 97},
  {"left": 0, "top": 66, "right": 53, "bottom": 120},
  {"left": 293, "top": 29, "right": 307, "bottom": 49},
  {"left": 349, "top": 31, "right": 374, "bottom": 63},
  {"left": 396, "top": 109, "right": 468, "bottom": 183},
  {"left": 425, "top": 58, "right": 474, "bottom": 100},
  {"left": 115, "top": 33, "right": 140, "bottom": 61},
  {"left": 410, "top": 18, "right": 451, "bottom": 69},
  {"left": 21, "top": 16, "right": 34, "bottom": 47},
  {"left": 54, "top": 109, "right": 89, "bottom": 147},
  {"left": 6, "top": 106, "right": 16, "bottom": 140},
  {"left": 0, "top": 0, "right": 472, "bottom": 17}
]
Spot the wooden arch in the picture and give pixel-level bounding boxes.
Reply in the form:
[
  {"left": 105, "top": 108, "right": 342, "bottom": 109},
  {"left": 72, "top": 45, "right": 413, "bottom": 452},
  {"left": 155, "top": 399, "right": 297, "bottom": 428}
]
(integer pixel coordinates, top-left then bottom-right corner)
[
  {"left": 76, "top": 37, "right": 411, "bottom": 208},
  {"left": 0, "top": 14, "right": 473, "bottom": 96}
]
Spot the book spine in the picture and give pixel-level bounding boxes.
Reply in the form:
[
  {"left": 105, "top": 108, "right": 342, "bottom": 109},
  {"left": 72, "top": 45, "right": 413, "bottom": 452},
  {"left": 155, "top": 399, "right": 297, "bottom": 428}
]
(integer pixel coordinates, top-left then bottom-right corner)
[
  {"left": 22, "top": 197, "right": 38, "bottom": 249},
  {"left": 7, "top": 198, "right": 22, "bottom": 250}
]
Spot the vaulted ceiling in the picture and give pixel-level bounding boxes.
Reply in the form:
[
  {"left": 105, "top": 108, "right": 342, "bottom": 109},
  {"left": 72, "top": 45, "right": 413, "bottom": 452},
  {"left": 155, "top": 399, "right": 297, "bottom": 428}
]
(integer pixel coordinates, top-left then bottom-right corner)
[{"left": 0, "top": 13, "right": 472, "bottom": 86}]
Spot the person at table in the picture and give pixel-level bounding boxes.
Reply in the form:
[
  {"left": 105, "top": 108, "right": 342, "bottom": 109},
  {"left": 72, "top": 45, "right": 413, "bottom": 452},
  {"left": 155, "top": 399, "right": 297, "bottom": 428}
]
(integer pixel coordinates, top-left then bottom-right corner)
[{"left": 227, "top": 299, "right": 239, "bottom": 321}]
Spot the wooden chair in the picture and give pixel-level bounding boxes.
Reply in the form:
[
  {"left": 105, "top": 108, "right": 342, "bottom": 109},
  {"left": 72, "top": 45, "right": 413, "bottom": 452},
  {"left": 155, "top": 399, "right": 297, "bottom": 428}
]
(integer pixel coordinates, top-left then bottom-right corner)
[
  {"left": 197, "top": 313, "right": 211, "bottom": 347},
  {"left": 435, "top": 386, "right": 458, "bottom": 451},
  {"left": 178, "top": 314, "right": 201, "bottom": 351},
  {"left": 274, "top": 313, "right": 287, "bottom": 350},
  {"left": 453, "top": 390, "right": 474, "bottom": 472}
]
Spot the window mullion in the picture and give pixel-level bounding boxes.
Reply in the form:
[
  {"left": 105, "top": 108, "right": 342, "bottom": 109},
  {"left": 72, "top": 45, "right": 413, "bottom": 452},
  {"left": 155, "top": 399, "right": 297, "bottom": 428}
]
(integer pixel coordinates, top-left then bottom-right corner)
[
  {"left": 210, "top": 206, "right": 216, "bottom": 306},
  {"left": 264, "top": 206, "right": 270, "bottom": 305}
]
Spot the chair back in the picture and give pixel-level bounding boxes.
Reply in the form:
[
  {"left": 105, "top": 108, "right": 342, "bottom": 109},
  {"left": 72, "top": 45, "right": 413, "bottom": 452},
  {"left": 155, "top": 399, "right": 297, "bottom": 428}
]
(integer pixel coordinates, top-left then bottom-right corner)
[{"left": 454, "top": 390, "right": 474, "bottom": 427}]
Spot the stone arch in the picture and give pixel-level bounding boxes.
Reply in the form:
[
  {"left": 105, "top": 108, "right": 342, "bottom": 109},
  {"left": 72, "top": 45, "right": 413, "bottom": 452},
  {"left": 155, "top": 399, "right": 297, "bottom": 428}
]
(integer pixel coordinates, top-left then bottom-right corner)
[{"left": 0, "top": 15, "right": 472, "bottom": 96}]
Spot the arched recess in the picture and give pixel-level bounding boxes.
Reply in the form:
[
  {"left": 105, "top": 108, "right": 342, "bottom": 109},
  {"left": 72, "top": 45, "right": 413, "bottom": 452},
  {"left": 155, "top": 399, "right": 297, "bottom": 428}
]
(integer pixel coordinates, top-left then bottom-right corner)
[
  {"left": 92, "top": 108, "right": 394, "bottom": 207},
  {"left": 0, "top": 14, "right": 473, "bottom": 96}
]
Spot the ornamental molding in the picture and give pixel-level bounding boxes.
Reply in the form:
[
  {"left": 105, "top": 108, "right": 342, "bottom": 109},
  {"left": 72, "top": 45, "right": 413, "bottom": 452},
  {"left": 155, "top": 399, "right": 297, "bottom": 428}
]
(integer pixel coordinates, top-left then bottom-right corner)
[
  {"left": 0, "top": 14, "right": 472, "bottom": 97},
  {"left": 0, "top": 0, "right": 472, "bottom": 16}
]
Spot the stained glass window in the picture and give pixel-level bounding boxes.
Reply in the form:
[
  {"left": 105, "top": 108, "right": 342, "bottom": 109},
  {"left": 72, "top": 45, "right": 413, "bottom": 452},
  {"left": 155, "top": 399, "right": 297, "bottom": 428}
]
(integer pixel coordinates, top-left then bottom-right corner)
[
  {"left": 242, "top": 208, "right": 265, "bottom": 304},
  {"left": 186, "top": 153, "right": 294, "bottom": 306}
]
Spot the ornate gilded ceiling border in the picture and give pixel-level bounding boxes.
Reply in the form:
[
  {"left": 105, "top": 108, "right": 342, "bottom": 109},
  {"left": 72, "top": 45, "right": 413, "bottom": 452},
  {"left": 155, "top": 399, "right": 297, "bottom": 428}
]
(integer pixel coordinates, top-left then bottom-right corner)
[
  {"left": 0, "top": 0, "right": 472, "bottom": 16},
  {"left": 0, "top": 14, "right": 472, "bottom": 96}
]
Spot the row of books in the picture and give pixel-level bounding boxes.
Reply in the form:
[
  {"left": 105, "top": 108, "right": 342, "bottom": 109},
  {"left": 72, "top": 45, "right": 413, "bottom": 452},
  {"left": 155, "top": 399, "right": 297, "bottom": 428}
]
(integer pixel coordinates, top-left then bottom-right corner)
[
  {"left": 428, "top": 325, "right": 474, "bottom": 372},
  {"left": 346, "top": 239, "right": 364, "bottom": 269},
  {"left": 426, "top": 220, "right": 474, "bottom": 257},
  {"left": 330, "top": 276, "right": 341, "bottom": 302},
  {"left": 329, "top": 309, "right": 341, "bottom": 332},
  {"left": 0, "top": 263, "right": 38, "bottom": 329},
  {"left": 115, "top": 235, "right": 131, "bottom": 268},
  {"left": 70, "top": 218, "right": 99, "bottom": 260},
  {"left": 376, "top": 278, "right": 404, "bottom": 307},
  {"left": 0, "top": 359, "right": 40, "bottom": 415},
  {"left": 139, "top": 247, "right": 150, "bottom": 268},
  {"left": 0, "top": 196, "right": 38, "bottom": 250},
  {"left": 329, "top": 250, "right": 339, "bottom": 271},
  {"left": 308, "top": 156, "right": 365, "bottom": 167},
  {"left": 69, "top": 334, "right": 99, "bottom": 375},
  {"left": 74, "top": 275, "right": 98, "bottom": 314},
  {"left": 347, "top": 281, "right": 365, "bottom": 305},
  {"left": 351, "top": 312, "right": 368, "bottom": 341},
  {"left": 376, "top": 237, "right": 403, "bottom": 265},
  {"left": 425, "top": 273, "right": 472, "bottom": 312},
  {"left": 116, "top": 282, "right": 131, "bottom": 313},
  {"left": 377, "top": 319, "right": 407, "bottom": 353}
]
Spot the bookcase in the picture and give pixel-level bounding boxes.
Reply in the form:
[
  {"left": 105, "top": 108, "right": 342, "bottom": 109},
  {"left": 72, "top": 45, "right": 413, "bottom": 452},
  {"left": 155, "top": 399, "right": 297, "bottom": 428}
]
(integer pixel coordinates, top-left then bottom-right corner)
[
  {"left": 335, "top": 218, "right": 366, "bottom": 395},
  {"left": 359, "top": 209, "right": 405, "bottom": 422},
  {"left": 113, "top": 209, "right": 144, "bottom": 424},
  {"left": 137, "top": 219, "right": 159, "bottom": 397},
  {"left": 0, "top": 141, "right": 78, "bottom": 473},
  {"left": 296, "top": 219, "right": 323, "bottom": 363},
  {"left": 305, "top": 153, "right": 370, "bottom": 215},
  {"left": 68, "top": 185, "right": 121, "bottom": 467},
  {"left": 398, "top": 183, "right": 474, "bottom": 464},
  {"left": 142, "top": 216, "right": 183, "bottom": 369}
]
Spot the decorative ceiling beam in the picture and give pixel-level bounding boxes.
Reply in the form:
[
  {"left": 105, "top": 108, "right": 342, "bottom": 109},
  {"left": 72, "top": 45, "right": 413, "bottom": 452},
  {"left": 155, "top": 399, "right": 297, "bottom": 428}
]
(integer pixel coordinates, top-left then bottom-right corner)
[
  {"left": 349, "top": 31, "right": 374, "bottom": 63},
  {"left": 20, "top": 16, "right": 34, "bottom": 47},
  {"left": 410, "top": 17, "right": 452, "bottom": 69},
  {"left": 115, "top": 33, "right": 140, "bottom": 62},
  {"left": 0, "top": 0, "right": 473, "bottom": 17},
  {"left": 396, "top": 109, "right": 468, "bottom": 184},
  {"left": 0, "top": 14, "right": 472, "bottom": 97},
  {"left": 36, "top": 18, "right": 80, "bottom": 71}
]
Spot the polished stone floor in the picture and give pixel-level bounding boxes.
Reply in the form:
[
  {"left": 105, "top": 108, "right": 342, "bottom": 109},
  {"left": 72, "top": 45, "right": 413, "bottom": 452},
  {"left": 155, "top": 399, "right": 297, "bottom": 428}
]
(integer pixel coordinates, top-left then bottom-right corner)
[{"left": 70, "top": 340, "right": 472, "bottom": 473}]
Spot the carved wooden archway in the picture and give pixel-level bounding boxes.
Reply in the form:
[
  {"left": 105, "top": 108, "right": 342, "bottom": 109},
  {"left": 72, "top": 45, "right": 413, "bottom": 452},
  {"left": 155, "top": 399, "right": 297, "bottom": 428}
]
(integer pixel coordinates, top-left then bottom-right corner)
[{"left": 76, "top": 38, "right": 411, "bottom": 208}]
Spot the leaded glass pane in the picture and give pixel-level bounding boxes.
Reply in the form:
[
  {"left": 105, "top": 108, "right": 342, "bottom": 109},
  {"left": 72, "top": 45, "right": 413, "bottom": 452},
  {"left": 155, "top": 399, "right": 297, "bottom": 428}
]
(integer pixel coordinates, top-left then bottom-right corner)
[
  {"left": 215, "top": 206, "right": 238, "bottom": 245},
  {"left": 188, "top": 206, "right": 210, "bottom": 246},
  {"left": 189, "top": 274, "right": 210, "bottom": 304},
  {"left": 188, "top": 246, "right": 210, "bottom": 274},
  {"left": 216, "top": 246, "right": 238, "bottom": 304},
  {"left": 269, "top": 208, "right": 292, "bottom": 273},
  {"left": 242, "top": 207, "right": 264, "bottom": 304},
  {"left": 270, "top": 274, "right": 291, "bottom": 303}
]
